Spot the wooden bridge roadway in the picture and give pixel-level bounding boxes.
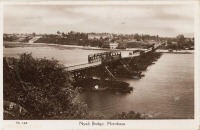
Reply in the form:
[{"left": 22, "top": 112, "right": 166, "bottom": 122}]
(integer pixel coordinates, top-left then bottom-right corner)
[{"left": 66, "top": 43, "right": 161, "bottom": 72}]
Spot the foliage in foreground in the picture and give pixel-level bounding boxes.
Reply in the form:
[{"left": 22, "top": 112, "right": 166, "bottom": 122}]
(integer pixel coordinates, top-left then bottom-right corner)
[
  {"left": 110, "top": 110, "right": 147, "bottom": 119},
  {"left": 4, "top": 53, "right": 88, "bottom": 119},
  {"left": 3, "top": 53, "right": 145, "bottom": 119}
]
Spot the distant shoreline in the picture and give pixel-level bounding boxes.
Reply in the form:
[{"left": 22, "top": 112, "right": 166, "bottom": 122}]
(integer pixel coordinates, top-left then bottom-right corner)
[
  {"left": 156, "top": 49, "right": 194, "bottom": 54},
  {"left": 3, "top": 41, "right": 146, "bottom": 52},
  {"left": 3, "top": 41, "right": 194, "bottom": 54}
]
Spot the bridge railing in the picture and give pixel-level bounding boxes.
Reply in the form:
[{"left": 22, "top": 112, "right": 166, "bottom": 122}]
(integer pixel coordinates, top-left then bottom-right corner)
[
  {"left": 88, "top": 51, "right": 121, "bottom": 64},
  {"left": 66, "top": 62, "right": 101, "bottom": 71}
]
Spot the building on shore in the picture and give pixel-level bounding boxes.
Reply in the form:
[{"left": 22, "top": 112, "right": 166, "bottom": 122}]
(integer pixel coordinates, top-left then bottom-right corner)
[
  {"left": 109, "top": 42, "right": 119, "bottom": 49},
  {"left": 88, "top": 33, "right": 112, "bottom": 40}
]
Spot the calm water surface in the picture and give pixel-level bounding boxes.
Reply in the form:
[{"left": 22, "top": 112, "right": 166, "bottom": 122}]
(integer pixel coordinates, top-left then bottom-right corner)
[
  {"left": 4, "top": 45, "right": 194, "bottom": 119},
  {"left": 77, "top": 54, "right": 194, "bottom": 119}
]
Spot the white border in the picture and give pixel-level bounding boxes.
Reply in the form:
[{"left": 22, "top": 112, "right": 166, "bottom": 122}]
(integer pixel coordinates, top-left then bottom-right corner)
[
  {"left": 0, "top": 3, "right": 3, "bottom": 130},
  {"left": 0, "top": 0, "right": 199, "bottom": 5},
  {"left": 1, "top": 1, "right": 199, "bottom": 130},
  {"left": 194, "top": 1, "right": 200, "bottom": 130}
]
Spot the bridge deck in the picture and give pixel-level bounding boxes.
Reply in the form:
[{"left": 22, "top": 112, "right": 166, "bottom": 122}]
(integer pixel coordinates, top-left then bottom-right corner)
[
  {"left": 66, "top": 61, "right": 101, "bottom": 71},
  {"left": 66, "top": 53, "right": 140, "bottom": 72},
  {"left": 66, "top": 43, "right": 161, "bottom": 72}
]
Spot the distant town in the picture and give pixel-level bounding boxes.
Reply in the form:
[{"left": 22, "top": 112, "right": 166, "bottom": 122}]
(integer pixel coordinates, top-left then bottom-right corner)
[{"left": 3, "top": 31, "right": 194, "bottom": 50}]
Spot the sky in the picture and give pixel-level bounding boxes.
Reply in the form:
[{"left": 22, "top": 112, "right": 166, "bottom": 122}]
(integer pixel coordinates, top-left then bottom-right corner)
[{"left": 4, "top": 4, "right": 195, "bottom": 37}]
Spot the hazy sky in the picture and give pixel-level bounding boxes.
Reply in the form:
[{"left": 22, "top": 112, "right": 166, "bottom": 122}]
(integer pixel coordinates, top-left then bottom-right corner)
[{"left": 4, "top": 4, "right": 194, "bottom": 37}]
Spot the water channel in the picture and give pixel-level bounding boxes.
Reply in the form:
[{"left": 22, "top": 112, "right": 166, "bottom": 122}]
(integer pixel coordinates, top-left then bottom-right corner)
[{"left": 3, "top": 44, "right": 194, "bottom": 119}]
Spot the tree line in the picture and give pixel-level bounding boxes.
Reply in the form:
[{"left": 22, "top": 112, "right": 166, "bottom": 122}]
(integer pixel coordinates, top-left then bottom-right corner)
[{"left": 4, "top": 32, "right": 194, "bottom": 50}]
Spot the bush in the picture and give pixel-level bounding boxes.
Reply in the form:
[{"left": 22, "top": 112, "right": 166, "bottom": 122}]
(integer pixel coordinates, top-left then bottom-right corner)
[
  {"left": 110, "top": 110, "right": 146, "bottom": 119},
  {"left": 3, "top": 53, "right": 89, "bottom": 119}
]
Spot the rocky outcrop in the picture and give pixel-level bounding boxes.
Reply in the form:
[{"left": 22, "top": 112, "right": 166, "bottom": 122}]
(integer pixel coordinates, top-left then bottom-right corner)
[{"left": 4, "top": 101, "right": 29, "bottom": 120}]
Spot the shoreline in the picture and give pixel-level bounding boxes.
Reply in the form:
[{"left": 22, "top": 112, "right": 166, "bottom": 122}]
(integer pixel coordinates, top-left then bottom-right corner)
[
  {"left": 156, "top": 49, "right": 194, "bottom": 54},
  {"left": 3, "top": 41, "right": 194, "bottom": 54}
]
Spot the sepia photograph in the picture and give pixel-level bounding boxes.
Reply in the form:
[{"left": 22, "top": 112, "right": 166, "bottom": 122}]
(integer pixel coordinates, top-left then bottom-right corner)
[{"left": 1, "top": 1, "right": 200, "bottom": 129}]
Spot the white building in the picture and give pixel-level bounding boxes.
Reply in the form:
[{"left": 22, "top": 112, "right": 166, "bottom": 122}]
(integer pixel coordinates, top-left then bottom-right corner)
[
  {"left": 88, "top": 33, "right": 112, "bottom": 40},
  {"left": 109, "top": 42, "right": 119, "bottom": 49}
]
